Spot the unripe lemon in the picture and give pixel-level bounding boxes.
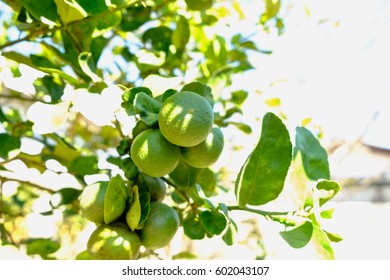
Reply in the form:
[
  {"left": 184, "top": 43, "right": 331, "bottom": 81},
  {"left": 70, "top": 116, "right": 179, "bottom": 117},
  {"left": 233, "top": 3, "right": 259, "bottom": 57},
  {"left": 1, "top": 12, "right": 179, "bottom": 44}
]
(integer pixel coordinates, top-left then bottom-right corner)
[
  {"left": 131, "top": 129, "right": 180, "bottom": 177},
  {"left": 158, "top": 91, "right": 214, "bottom": 147},
  {"left": 79, "top": 182, "right": 108, "bottom": 224},
  {"left": 87, "top": 222, "right": 141, "bottom": 260},
  {"left": 138, "top": 202, "right": 180, "bottom": 250},
  {"left": 181, "top": 126, "right": 224, "bottom": 168}
]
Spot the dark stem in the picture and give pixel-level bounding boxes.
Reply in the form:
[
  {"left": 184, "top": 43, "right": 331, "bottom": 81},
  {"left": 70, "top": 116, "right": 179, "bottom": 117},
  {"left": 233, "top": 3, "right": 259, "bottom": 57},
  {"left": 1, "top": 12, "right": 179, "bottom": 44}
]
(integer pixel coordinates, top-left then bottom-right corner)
[{"left": 0, "top": 176, "right": 55, "bottom": 194}]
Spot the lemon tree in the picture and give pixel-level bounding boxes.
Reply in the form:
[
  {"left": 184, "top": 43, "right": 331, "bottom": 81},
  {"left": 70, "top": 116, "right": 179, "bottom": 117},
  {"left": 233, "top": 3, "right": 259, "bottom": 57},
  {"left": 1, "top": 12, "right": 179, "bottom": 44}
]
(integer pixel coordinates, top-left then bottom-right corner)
[{"left": 0, "top": 0, "right": 342, "bottom": 261}]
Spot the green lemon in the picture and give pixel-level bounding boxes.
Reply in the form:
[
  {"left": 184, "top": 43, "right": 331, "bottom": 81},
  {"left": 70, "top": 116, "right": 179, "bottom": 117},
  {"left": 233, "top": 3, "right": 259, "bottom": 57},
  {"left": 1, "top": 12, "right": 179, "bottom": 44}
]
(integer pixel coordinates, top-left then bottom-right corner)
[
  {"left": 158, "top": 91, "right": 214, "bottom": 147},
  {"left": 87, "top": 222, "right": 141, "bottom": 260},
  {"left": 138, "top": 202, "right": 180, "bottom": 250},
  {"left": 181, "top": 126, "right": 224, "bottom": 168},
  {"left": 140, "top": 174, "right": 167, "bottom": 202},
  {"left": 130, "top": 129, "right": 180, "bottom": 177},
  {"left": 79, "top": 182, "right": 108, "bottom": 224}
]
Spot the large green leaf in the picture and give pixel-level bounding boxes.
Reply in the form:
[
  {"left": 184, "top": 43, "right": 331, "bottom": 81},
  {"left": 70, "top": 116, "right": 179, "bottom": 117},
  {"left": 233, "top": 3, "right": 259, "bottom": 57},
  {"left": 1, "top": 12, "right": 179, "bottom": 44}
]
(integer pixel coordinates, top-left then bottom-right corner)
[
  {"left": 295, "top": 127, "right": 330, "bottom": 181},
  {"left": 185, "top": 0, "right": 213, "bottom": 11},
  {"left": 54, "top": 0, "right": 87, "bottom": 24},
  {"left": 280, "top": 221, "right": 313, "bottom": 249},
  {"left": 121, "top": 87, "right": 153, "bottom": 116},
  {"left": 142, "top": 26, "right": 172, "bottom": 54},
  {"left": 235, "top": 112, "right": 292, "bottom": 206},
  {"left": 0, "top": 133, "right": 21, "bottom": 159},
  {"left": 68, "top": 155, "right": 98, "bottom": 176},
  {"left": 104, "top": 175, "right": 128, "bottom": 224},
  {"left": 120, "top": 4, "right": 151, "bottom": 31}
]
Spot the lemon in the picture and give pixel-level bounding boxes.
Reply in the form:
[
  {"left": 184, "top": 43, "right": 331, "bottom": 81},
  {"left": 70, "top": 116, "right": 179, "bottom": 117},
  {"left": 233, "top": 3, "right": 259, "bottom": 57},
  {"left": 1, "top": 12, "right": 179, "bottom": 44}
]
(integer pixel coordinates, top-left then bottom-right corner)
[
  {"left": 158, "top": 91, "right": 214, "bottom": 147},
  {"left": 138, "top": 202, "right": 180, "bottom": 250},
  {"left": 79, "top": 182, "right": 108, "bottom": 224},
  {"left": 181, "top": 126, "right": 224, "bottom": 168},
  {"left": 140, "top": 174, "right": 167, "bottom": 202},
  {"left": 87, "top": 222, "right": 141, "bottom": 260},
  {"left": 131, "top": 129, "right": 180, "bottom": 177}
]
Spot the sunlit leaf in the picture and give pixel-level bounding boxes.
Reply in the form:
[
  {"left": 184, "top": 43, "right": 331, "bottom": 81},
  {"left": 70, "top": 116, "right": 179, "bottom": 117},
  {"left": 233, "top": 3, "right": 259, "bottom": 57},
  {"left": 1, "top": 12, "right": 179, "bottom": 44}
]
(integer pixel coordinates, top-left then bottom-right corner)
[
  {"left": 20, "top": 0, "right": 58, "bottom": 24},
  {"left": 324, "top": 230, "right": 343, "bottom": 243},
  {"left": 104, "top": 175, "right": 128, "bottom": 224},
  {"left": 54, "top": 0, "right": 87, "bottom": 25},
  {"left": 295, "top": 126, "right": 330, "bottom": 181},
  {"left": 126, "top": 186, "right": 141, "bottom": 231},
  {"left": 280, "top": 221, "right": 313, "bottom": 249},
  {"left": 69, "top": 155, "right": 98, "bottom": 176},
  {"left": 26, "top": 238, "right": 60, "bottom": 258},
  {"left": 78, "top": 52, "right": 102, "bottom": 83},
  {"left": 316, "top": 180, "right": 340, "bottom": 207},
  {"left": 310, "top": 214, "right": 334, "bottom": 259},
  {"left": 121, "top": 87, "right": 153, "bottom": 116},
  {"left": 172, "top": 15, "right": 190, "bottom": 51},
  {"left": 235, "top": 112, "right": 292, "bottom": 206}
]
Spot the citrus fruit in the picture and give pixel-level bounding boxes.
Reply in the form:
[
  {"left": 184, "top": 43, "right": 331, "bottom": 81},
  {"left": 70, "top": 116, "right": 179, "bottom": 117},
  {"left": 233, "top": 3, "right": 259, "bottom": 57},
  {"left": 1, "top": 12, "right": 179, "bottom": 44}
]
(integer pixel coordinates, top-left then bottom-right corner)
[
  {"left": 138, "top": 202, "right": 180, "bottom": 250},
  {"left": 158, "top": 91, "right": 214, "bottom": 147},
  {"left": 87, "top": 222, "right": 141, "bottom": 260},
  {"left": 130, "top": 129, "right": 180, "bottom": 177},
  {"left": 79, "top": 182, "right": 108, "bottom": 224},
  {"left": 140, "top": 174, "right": 167, "bottom": 202},
  {"left": 181, "top": 126, "right": 224, "bottom": 168}
]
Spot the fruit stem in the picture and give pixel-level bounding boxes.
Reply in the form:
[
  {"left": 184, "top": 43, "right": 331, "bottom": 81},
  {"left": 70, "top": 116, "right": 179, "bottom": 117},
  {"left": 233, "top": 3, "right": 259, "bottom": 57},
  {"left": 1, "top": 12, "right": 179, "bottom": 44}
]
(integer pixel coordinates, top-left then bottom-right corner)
[
  {"left": 227, "top": 205, "right": 289, "bottom": 218},
  {"left": 160, "top": 177, "right": 190, "bottom": 203}
]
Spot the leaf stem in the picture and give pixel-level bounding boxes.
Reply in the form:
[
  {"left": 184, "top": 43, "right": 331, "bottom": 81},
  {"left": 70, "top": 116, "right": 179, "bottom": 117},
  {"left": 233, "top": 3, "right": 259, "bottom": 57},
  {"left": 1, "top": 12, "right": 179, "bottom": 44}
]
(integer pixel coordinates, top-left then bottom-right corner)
[{"left": 227, "top": 205, "right": 289, "bottom": 218}]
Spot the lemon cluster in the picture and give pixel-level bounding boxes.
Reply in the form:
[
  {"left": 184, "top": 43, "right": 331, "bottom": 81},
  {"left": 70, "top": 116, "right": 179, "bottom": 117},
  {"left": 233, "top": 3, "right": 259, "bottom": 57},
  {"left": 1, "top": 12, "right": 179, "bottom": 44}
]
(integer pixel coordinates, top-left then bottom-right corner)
[
  {"left": 79, "top": 177, "right": 179, "bottom": 260},
  {"left": 131, "top": 91, "right": 224, "bottom": 177}
]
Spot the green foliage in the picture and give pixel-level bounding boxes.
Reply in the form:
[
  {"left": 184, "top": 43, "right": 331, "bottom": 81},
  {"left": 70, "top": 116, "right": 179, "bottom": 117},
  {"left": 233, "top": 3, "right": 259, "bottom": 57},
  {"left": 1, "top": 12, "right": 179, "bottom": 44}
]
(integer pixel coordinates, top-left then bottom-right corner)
[{"left": 0, "top": 0, "right": 341, "bottom": 260}]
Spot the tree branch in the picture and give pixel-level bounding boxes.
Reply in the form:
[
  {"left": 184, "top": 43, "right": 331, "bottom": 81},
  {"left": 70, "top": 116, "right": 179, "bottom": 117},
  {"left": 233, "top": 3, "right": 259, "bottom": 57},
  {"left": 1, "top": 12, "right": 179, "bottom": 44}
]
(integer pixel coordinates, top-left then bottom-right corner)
[
  {"left": 0, "top": 176, "right": 55, "bottom": 194},
  {"left": 227, "top": 205, "right": 289, "bottom": 218}
]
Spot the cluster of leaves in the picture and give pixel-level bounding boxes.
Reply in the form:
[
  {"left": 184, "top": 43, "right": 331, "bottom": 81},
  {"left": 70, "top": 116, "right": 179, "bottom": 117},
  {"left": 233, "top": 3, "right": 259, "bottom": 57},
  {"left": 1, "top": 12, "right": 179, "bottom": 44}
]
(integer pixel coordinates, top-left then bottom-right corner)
[{"left": 0, "top": 0, "right": 340, "bottom": 260}]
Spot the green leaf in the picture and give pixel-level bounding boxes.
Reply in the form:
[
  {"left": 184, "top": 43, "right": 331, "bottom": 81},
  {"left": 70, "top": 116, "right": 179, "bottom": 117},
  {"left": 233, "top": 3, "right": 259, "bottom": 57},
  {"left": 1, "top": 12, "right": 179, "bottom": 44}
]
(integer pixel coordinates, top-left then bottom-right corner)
[
  {"left": 172, "top": 251, "right": 197, "bottom": 260},
  {"left": 121, "top": 87, "right": 153, "bottom": 116},
  {"left": 169, "top": 161, "right": 201, "bottom": 190},
  {"left": 41, "top": 76, "right": 64, "bottom": 101},
  {"left": 199, "top": 210, "right": 227, "bottom": 236},
  {"left": 69, "top": 155, "right": 98, "bottom": 175},
  {"left": 295, "top": 127, "right": 330, "bottom": 181},
  {"left": 126, "top": 186, "right": 141, "bottom": 231},
  {"left": 320, "top": 208, "right": 335, "bottom": 219},
  {"left": 120, "top": 4, "right": 151, "bottom": 31},
  {"left": 310, "top": 214, "right": 334, "bottom": 259},
  {"left": 265, "top": 97, "right": 281, "bottom": 107},
  {"left": 142, "top": 26, "right": 172, "bottom": 54},
  {"left": 20, "top": 0, "right": 58, "bottom": 23},
  {"left": 30, "top": 54, "right": 61, "bottom": 70},
  {"left": 231, "top": 90, "right": 248, "bottom": 106},
  {"left": 172, "top": 15, "right": 190, "bottom": 51},
  {"left": 280, "top": 221, "right": 313, "bottom": 249},
  {"left": 0, "top": 133, "right": 21, "bottom": 159},
  {"left": 324, "top": 230, "right": 343, "bottom": 243},
  {"left": 222, "top": 224, "right": 235, "bottom": 246},
  {"left": 260, "top": 0, "right": 281, "bottom": 24},
  {"left": 54, "top": 0, "right": 87, "bottom": 25},
  {"left": 316, "top": 180, "right": 340, "bottom": 207},
  {"left": 78, "top": 52, "right": 102, "bottom": 83},
  {"left": 26, "top": 238, "right": 60, "bottom": 258},
  {"left": 225, "top": 121, "right": 252, "bottom": 134},
  {"left": 50, "top": 188, "right": 82, "bottom": 208},
  {"left": 181, "top": 82, "right": 214, "bottom": 107},
  {"left": 235, "top": 112, "right": 292, "bottom": 206},
  {"left": 104, "top": 175, "right": 128, "bottom": 224},
  {"left": 197, "top": 168, "right": 216, "bottom": 197},
  {"left": 185, "top": 0, "right": 213, "bottom": 11},
  {"left": 290, "top": 151, "right": 309, "bottom": 208},
  {"left": 183, "top": 212, "right": 206, "bottom": 240},
  {"left": 133, "top": 92, "right": 162, "bottom": 126},
  {"left": 136, "top": 191, "right": 150, "bottom": 229}
]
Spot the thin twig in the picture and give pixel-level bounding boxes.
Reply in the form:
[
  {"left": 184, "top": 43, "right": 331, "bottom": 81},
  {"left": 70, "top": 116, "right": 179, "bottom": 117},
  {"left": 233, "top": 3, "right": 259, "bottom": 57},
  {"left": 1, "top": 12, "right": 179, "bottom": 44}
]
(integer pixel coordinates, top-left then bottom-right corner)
[{"left": 0, "top": 176, "right": 55, "bottom": 194}]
